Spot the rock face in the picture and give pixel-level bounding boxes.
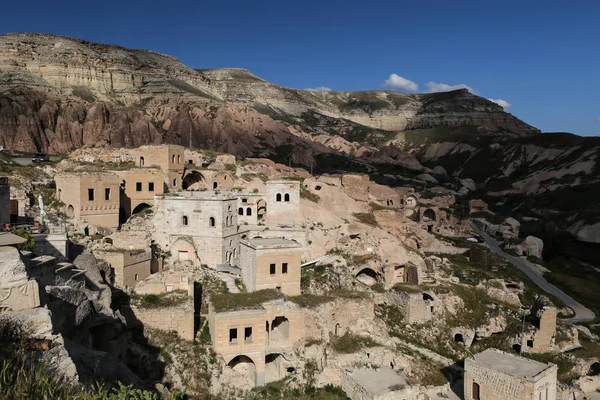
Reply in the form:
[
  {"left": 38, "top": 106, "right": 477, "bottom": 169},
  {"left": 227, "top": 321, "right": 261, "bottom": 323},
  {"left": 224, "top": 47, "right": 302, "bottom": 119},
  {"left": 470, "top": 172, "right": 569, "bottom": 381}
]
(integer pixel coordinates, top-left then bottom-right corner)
[{"left": 0, "top": 33, "right": 538, "bottom": 159}]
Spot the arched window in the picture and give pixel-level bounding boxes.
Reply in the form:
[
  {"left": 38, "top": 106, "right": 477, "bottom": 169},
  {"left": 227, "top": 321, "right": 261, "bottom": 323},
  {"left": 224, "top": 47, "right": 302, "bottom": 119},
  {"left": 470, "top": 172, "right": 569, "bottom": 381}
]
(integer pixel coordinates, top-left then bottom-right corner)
[
  {"left": 246, "top": 207, "right": 252, "bottom": 216},
  {"left": 276, "top": 193, "right": 282, "bottom": 202},
  {"left": 239, "top": 207, "right": 244, "bottom": 215},
  {"left": 182, "top": 215, "right": 188, "bottom": 226},
  {"left": 213, "top": 182, "right": 218, "bottom": 190},
  {"left": 284, "top": 193, "right": 290, "bottom": 202},
  {"left": 177, "top": 155, "right": 181, "bottom": 164},
  {"left": 173, "top": 178, "right": 177, "bottom": 187},
  {"left": 139, "top": 157, "right": 144, "bottom": 167},
  {"left": 209, "top": 217, "right": 215, "bottom": 227},
  {"left": 172, "top": 155, "right": 175, "bottom": 163}
]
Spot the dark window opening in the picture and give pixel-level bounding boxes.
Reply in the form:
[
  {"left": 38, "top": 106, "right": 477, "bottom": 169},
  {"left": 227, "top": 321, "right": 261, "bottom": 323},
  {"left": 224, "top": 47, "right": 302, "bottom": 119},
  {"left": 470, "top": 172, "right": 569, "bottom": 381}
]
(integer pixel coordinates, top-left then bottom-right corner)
[
  {"left": 527, "top": 340, "right": 534, "bottom": 348},
  {"left": 88, "top": 189, "right": 94, "bottom": 201},
  {"left": 213, "top": 182, "right": 218, "bottom": 189},
  {"left": 136, "top": 182, "right": 142, "bottom": 191},
  {"left": 105, "top": 188, "right": 110, "bottom": 200},
  {"left": 239, "top": 207, "right": 244, "bottom": 215},
  {"left": 284, "top": 193, "right": 290, "bottom": 202},
  {"left": 246, "top": 207, "right": 252, "bottom": 216},
  {"left": 148, "top": 182, "right": 154, "bottom": 192},
  {"left": 242, "top": 198, "right": 248, "bottom": 203},
  {"left": 282, "top": 263, "right": 288, "bottom": 274},
  {"left": 209, "top": 217, "right": 215, "bottom": 227},
  {"left": 229, "top": 328, "right": 238, "bottom": 343},
  {"left": 183, "top": 216, "right": 188, "bottom": 226},
  {"left": 244, "top": 327, "right": 253, "bottom": 342},
  {"left": 270, "top": 264, "right": 276, "bottom": 275},
  {"left": 276, "top": 193, "right": 282, "bottom": 202}
]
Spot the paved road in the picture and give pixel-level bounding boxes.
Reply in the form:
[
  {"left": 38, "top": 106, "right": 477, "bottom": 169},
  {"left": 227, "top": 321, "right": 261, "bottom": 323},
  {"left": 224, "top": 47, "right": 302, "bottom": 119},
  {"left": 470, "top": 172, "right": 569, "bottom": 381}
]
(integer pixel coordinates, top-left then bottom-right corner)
[{"left": 471, "top": 225, "right": 596, "bottom": 323}]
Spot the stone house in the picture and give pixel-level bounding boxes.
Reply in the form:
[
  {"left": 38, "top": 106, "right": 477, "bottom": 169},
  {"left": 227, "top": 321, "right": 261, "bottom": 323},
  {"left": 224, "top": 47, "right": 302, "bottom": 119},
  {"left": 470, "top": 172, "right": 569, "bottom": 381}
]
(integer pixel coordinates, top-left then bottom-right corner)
[
  {"left": 115, "top": 168, "right": 165, "bottom": 220},
  {"left": 0, "top": 177, "right": 9, "bottom": 225},
  {"left": 95, "top": 248, "right": 153, "bottom": 290},
  {"left": 208, "top": 297, "right": 304, "bottom": 387},
  {"left": 239, "top": 238, "right": 301, "bottom": 296},
  {"left": 152, "top": 191, "right": 239, "bottom": 268},
  {"left": 236, "top": 193, "right": 265, "bottom": 225},
  {"left": 55, "top": 172, "right": 120, "bottom": 234},
  {"left": 133, "top": 144, "right": 185, "bottom": 190},
  {"left": 265, "top": 180, "right": 301, "bottom": 224},
  {"left": 464, "top": 348, "right": 557, "bottom": 400},
  {"left": 182, "top": 170, "right": 235, "bottom": 191},
  {"left": 385, "top": 290, "right": 438, "bottom": 324}
]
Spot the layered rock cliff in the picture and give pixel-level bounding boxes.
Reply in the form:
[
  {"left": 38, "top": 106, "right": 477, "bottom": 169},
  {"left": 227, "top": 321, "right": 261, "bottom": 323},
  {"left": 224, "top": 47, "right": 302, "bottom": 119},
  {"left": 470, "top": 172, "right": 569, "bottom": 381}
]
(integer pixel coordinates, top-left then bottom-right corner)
[{"left": 0, "top": 32, "right": 539, "bottom": 159}]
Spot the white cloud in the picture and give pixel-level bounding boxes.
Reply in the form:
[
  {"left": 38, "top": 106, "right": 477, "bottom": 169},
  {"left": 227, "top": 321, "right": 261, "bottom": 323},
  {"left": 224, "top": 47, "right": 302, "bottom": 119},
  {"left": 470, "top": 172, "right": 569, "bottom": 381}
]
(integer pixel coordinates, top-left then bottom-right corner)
[
  {"left": 384, "top": 74, "right": 419, "bottom": 92},
  {"left": 488, "top": 98, "right": 512, "bottom": 110},
  {"left": 306, "top": 86, "right": 332, "bottom": 92},
  {"left": 425, "top": 81, "right": 475, "bottom": 93}
]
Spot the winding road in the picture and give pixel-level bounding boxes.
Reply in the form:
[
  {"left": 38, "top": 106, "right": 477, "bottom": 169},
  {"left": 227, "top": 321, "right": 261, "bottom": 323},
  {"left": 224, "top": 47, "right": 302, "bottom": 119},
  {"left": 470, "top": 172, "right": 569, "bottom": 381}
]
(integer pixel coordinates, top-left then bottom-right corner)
[{"left": 471, "top": 225, "right": 596, "bottom": 323}]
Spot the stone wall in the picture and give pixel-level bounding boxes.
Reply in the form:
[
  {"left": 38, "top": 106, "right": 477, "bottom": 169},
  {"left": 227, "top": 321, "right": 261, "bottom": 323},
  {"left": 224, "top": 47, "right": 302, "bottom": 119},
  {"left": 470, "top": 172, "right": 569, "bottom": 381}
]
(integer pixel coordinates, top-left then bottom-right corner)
[
  {"left": 341, "top": 174, "right": 370, "bottom": 202},
  {"left": 131, "top": 301, "right": 194, "bottom": 341},
  {"left": 303, "top": 297, "right": 375, "bottom": 340},
  {"left": 115, "top": 168, "right": 165, "bottom": 216},
  {"left": 95, "top": 249, "right": 152, "bottom": 289},
  {"left": 55, "top": 172, "right": 120, "bottom": 232},
  {"left": 385, "top": 291, "right": 437, "bottom": 324},
  {"left": 32, "top": 233, "right": 69, "bottom": 260},
  {"left": 265, "top": 180, "right": 300, "bottom": 224}
]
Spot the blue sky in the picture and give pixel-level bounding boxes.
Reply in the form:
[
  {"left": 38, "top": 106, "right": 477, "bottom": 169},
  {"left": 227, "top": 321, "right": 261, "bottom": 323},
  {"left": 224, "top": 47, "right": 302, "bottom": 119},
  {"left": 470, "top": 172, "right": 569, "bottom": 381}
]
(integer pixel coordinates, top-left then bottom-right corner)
[{"left": 2, "top": 0, "right": 600, "bottom": 135}]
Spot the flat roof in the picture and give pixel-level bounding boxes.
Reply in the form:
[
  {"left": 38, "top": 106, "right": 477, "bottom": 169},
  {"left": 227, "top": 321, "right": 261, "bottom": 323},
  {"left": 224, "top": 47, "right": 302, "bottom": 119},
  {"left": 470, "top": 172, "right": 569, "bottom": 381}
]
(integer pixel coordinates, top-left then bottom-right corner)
[
  {"left": 469, "top": 349, "right": 553, "bottom": 379},
  {"left": 349, "top": 368, "right": 407, "bottom": 395},
  {"left": 0, "top": 232, "right": 27, "bottom": 247},
  {"left": 243, "top": 237, "right": 301, "bottom": 250}
]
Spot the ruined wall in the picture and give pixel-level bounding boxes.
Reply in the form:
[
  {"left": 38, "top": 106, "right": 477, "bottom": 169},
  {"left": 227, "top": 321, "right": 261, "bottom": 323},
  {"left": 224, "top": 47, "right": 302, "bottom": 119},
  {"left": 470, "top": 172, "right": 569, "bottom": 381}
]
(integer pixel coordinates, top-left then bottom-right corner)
[
  {"left": 341, "top": 174, "right": 370, "bottom": 202},
  {"left": 530, "top": 300, "right": 557, "bottom": 353},
  {"left": 115, "top": 168, "right": 165, "bottom": 216},
  {"left": 303, "top": 297, "right": 375, "bottom": 340},
  {"left": 131, "top": 301, "right": 194, "bottom": 341},
  {"left": 32, "top": 233, "right": 69, "bottom": 260},
  {"left": 0, "top": 177, "right": 9, "bottom": 225},
  {"left": 265, "top": 180, "right": 300, "bottom": 224},
  {"left": 385, "top": 291, "right": 436, "bottom": 325},
  {"left": 96, "top": 250, "right": 152, "bottom": 288}
]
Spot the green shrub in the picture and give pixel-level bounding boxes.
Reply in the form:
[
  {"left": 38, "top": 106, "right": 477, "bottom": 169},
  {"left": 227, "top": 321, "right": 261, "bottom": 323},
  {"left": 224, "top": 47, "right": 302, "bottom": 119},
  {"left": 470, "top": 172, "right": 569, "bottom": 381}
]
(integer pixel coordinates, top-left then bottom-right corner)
[
  {"left": 10, "top": 227, "right": 34, "bottom": 251},
  {"left": 300, "top": 186, "right": 320, "bottom": 203}
]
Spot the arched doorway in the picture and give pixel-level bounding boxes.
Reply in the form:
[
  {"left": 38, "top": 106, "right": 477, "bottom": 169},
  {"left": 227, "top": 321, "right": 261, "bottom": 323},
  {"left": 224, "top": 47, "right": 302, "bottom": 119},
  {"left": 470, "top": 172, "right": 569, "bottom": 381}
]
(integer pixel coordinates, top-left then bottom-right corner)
[
  {"left": 182, "top": 171, "right": 207, "bottom": 190},
  {"left": 588, "top": 362, "right": 600, "bottom": 376},
  {"left": 472, "top": 382, "right": 480, "bottom": 400},
  {"left": 139, "top": 156, "right": 145, "bottom": 167},
  {"left": 132, "top": 203, "right": 151, "bottom": 215},
  {"left": 257, "top": 199, "right": 267, "bottom": 220},
  {"left": 228, "top": 355, "right": 256, "bottom": 385},
  {"left": 66, "top": 204, "right": 75, "bottom": 218},
  {"left": 423, "top": 208, "right": 437, "bottom": 221},
  {"left": 454, "top": 333, "right": 464, "bottom": 343},
  {"left": 355, "top": 268, "right": 379, "bottom": 286}
]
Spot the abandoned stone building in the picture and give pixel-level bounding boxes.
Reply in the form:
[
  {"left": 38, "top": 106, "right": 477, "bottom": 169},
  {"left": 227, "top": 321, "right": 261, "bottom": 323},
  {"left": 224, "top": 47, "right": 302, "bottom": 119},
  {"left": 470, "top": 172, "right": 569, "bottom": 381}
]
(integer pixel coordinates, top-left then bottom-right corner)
[
  {"left": 383, "top": 263, "right": 420, "bottom": 289},
  {"left": 208, "top": 297, "right": 303, "bottom": 387},
  {"left": 115, "top": 168, "right": 165, "bottom": 221},
  {"left": 236, "top": 193, "right": 266, "bottom": 225},
  {"left": 181, "top": 169, "right": 235, "bottom": 191},
  {"left": 519, "top": 297, "right": 557, "bottom": 354},
  {"left": 464, "top": 348, "right": 557, "bottom": 400},
  {"left": 419, "top": 206, "right": 442, "bottom": 232},
  {"left": 95, "top": 248, "right": 153, "bottom": 290},
  {"left": 55, "top": 172, "right": 120, "bottom": 234},
  {"left": 385, "top": 290, "right": 438, "bottom": 324},
  {"left": 0, "top": 177, "right": 9, "bottom": 225},
  {"left": 133, "top": 144, "right": 185, "bottom": 190},
  {"left": 265, "top": 180, "right": 301, "bottom": 224},
  {"left": 152, "top": 191, "right": 239, "bottom": 268},
  {"left": 239, "top": 238, "right": 301, "bottom": 296}
]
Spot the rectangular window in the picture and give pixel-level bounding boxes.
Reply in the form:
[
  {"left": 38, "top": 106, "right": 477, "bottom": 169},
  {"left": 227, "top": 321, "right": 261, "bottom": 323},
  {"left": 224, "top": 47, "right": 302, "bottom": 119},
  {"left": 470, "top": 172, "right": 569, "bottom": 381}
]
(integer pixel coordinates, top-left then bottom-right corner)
[
  {"left": 148, "top": 182, "right": 154, "bottom": 192},
  {"left": 105, "top": 188, "right": 110, "bottom": 201},
  {"left": 242, "top": 198, "right": 248, "bottom": 203},
  {"left": 229, "top": 328, "right": 238, "bottom": 343},
  {"left": 270, "top": 263, "right": 276, "bottom": 275},
  {"left": 136, "top": 182, "right": 142, "bottom": 192},
  {"left": 282, "top": 263, "right": 288, "bottom": 274},
  {"left": 244, "top": 327, "right": 252, "bottom": 342},
  {"left": 88, "top": 189, "right": 94, "bottom": 201}
]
